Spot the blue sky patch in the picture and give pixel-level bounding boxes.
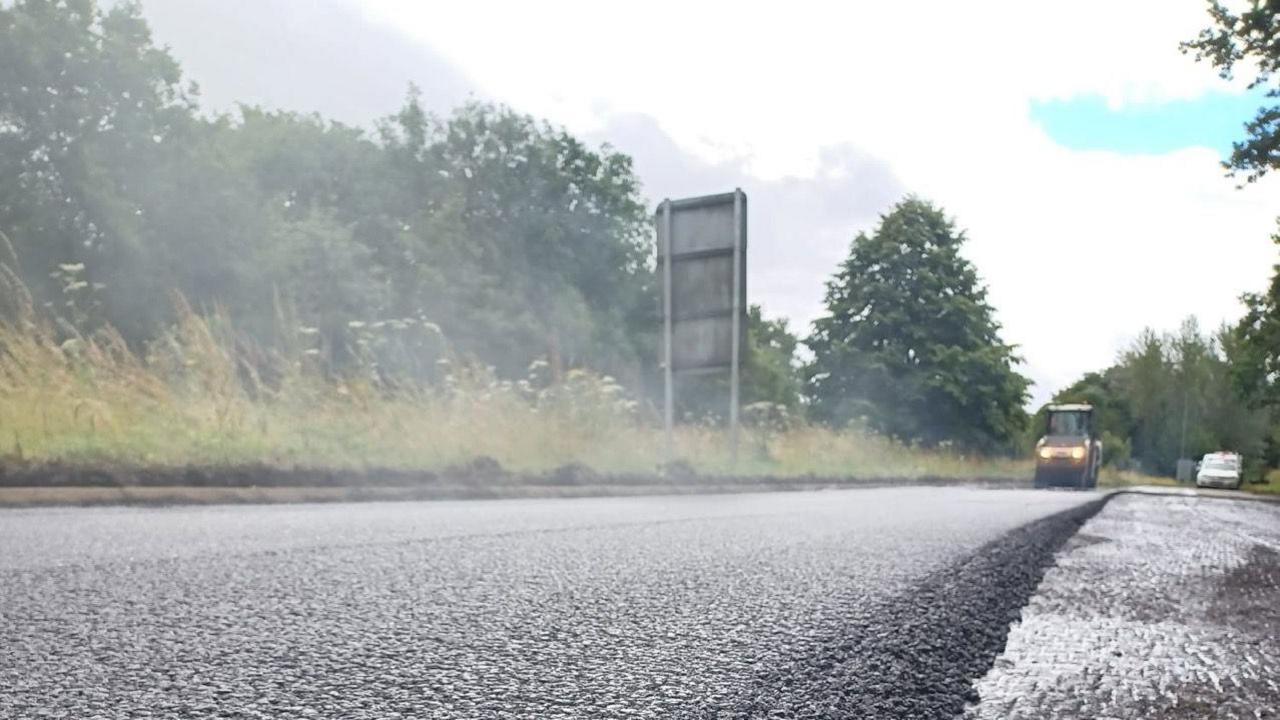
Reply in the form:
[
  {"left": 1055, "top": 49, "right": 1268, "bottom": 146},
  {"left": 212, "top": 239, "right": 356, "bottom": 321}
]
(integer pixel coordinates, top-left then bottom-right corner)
[{"left": 1031, "top": 88, "right": 1269, "bottom": 158}]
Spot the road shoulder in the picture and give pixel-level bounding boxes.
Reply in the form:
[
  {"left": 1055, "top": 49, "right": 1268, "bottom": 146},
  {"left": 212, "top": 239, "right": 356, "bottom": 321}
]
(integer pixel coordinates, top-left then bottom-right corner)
[{"left": 964, "top": 493, "right": 1280, "bottom": 719}]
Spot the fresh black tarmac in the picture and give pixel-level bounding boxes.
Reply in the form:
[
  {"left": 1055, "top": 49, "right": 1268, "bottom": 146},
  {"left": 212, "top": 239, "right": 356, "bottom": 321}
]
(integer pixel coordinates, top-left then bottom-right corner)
[{"left": 1, "top": 487, "right": 1100, "bottom": 718}]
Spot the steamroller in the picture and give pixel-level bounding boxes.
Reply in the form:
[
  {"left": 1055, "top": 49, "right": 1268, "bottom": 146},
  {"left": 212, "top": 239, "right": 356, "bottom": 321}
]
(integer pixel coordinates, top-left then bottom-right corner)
[{"left": 1033, "top": 403, "right": 1102, "bottom": 489}]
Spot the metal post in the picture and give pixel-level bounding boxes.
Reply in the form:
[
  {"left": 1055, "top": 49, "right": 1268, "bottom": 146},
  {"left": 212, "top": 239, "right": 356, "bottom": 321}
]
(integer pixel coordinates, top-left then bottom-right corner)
[
  {"left": 729, "top": 189, "right": 743, "bottom": 464},
  {"left": 1179, "top": 383, "right": 1189, "bottom": 470},
  {"left": 662, "top": 200, "right": 675, "bottom": 464}
]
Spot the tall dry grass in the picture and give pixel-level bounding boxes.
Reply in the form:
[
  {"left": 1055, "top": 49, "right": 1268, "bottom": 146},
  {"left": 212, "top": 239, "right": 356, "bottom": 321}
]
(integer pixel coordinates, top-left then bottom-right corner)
[
  {"left": 0, "top": 252, "right": 1030, "bottom": 478},
  {"left": 0, "top": 312, "right": 1031, "bottom": 477}
]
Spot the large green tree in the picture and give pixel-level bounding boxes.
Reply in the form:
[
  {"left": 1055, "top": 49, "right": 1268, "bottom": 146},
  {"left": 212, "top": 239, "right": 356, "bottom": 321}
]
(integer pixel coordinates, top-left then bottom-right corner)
[
  {"left": 804, "top": 198, "right": 1029, "bottom": 451},
  {"left": 1183, "top": 0, "right": 1280, "bottom": 183},
  {"left": 0, "top": 0, "right": 197, "bottom": 338},
  {"left": 416, "top": 100, "right": 654, "bottom": 380}
]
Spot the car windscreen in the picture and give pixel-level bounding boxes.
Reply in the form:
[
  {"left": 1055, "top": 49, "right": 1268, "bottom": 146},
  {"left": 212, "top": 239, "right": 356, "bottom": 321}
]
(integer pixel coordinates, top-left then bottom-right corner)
[{"left": 1047, "top": 411, "right": 1088, "bottom": 436}]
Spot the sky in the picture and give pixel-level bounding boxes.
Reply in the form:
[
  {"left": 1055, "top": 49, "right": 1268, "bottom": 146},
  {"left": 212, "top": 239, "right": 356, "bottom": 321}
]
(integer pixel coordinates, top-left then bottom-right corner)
[
  {"left": 1031, "top": 87, "right": 1273, "bottom": 158},
  {"left": 133, "top": 0, "right": 1280, "bottom": 407}
]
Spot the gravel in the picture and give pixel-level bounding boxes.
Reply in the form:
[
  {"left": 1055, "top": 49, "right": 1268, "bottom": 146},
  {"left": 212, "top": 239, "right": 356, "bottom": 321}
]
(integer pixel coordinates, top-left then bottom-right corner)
[
  {"left": 1, "top": 487, "right": 1099, "bottom": 718},
  {"left": 965, "top": 493, "right": 1280, "bottom": 719}
]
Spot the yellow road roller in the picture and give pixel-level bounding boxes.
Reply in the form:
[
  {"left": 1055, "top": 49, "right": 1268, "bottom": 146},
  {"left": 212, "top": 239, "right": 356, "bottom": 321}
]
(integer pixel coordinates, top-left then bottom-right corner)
[{"left": 1033, "top": 403, "right": 1102, "bottom": 489}]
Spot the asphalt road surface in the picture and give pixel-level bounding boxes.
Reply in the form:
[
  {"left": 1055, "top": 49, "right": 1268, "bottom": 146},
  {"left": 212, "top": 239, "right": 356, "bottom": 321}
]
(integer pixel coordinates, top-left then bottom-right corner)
[{"left": 1, "top": 488, "right": 1103, "bottom": 719}]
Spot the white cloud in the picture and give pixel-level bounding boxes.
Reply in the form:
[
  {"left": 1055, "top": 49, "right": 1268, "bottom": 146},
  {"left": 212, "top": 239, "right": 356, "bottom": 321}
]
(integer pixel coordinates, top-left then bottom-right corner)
[
  {"left": 590, "top": 114, "right": 907, "bottom": 332},
  {"left": 226, "top": 0, "right": 1276, "bottom": 405},
  {"left": 131, "top": 0, "right": 475, "bottom": 122}
]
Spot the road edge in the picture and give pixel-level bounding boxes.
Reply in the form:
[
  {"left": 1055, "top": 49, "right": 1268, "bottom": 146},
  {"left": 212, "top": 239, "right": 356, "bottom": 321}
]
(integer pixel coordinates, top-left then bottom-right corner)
[
  {"left": 694, "top": 495, "right": 1112, "bottom": 718},
  {"left": 1111, "top": 484, "right": 1280, "bottom": 505},
  {"left": 0, "top": 476, "right": 1031, "bottom": 507}
]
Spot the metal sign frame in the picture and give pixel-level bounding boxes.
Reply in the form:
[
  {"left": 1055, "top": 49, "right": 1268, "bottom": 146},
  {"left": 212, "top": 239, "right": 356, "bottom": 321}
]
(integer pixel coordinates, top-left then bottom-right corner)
[{"left": 657, "top": 189, "right": 747, "bottom": 462}]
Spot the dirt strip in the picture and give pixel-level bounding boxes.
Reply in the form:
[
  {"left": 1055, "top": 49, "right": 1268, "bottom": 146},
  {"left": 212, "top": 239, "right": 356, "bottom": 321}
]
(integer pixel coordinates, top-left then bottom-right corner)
[{"left": 0, "top": 477, "right": 1033, "bottom": 507}]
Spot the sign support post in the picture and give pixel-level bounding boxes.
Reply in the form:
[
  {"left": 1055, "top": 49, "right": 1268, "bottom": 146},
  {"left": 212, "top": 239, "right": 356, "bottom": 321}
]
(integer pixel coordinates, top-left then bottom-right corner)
[
  {"left": 729, "top": 189, "right": 743, "bottom": 464},
  {"left": 661, "top": 200, "right": 675, "bottom": 463}
]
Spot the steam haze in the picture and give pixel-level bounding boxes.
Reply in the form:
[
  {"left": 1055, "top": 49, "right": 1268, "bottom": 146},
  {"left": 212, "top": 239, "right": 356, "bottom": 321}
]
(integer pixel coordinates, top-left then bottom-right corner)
[
  {"left": 128, "top": 0, "right": 472, "bottom": 121},
  {"left": 131, "top": 0, "right": 1280, "bottom": 405}
]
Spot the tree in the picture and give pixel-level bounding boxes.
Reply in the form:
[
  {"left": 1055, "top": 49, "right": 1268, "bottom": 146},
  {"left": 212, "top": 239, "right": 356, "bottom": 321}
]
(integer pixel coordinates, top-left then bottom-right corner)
[
  {"left": 378, "top": 98, "right": 656, "bottom": 382},
  {"left": 675, "top": 305, "right": 804, "bottom": 422},
  {"left": 0, "top": 1, "right": 660, "bottom": 393},
  {"left": 743, "top": 306, "right": 803, "bottom": 412},
  {"left": 1233, "top": 221, "right": 1280, "bottom": 408},
  {"left": 1028, "top": 368, "right": 1137, "bottom": 468},
  {"left": 1186, "top": 3, "right": 1280, "bottom": 476},
  {"left": 1049, "top": 318, "right": 1270, "bottom": 477},
  {"left": 1209, "top": 323, "right": 1272, "bottom": 472},
  {"left": 1229, "top": 223, "right": 1280, "bottom": 479},
  {"left": 1182, "top": 0, "right": 1280, "bottom": 183},
  {"left": 804, "top": 197, "right": 1029, "bottom": 451},
  {"left": 1117, "top": 329, "right": 1181, "bottom": 470},
  {"left": 0, "top": 0, "right": 197, "bottom": 338}
]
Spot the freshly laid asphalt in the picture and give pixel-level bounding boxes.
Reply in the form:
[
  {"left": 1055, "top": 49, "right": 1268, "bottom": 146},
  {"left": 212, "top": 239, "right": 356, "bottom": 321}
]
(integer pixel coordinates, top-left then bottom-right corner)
[{"left": 0, "top": 487, "right": 1102, "bottom": 719}]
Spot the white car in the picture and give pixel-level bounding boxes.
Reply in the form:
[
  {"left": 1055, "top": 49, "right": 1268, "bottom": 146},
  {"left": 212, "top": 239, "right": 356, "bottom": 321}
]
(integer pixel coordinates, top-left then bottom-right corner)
[{"left": 1195, "top": 452, "right": 1242, "bottom": 490}]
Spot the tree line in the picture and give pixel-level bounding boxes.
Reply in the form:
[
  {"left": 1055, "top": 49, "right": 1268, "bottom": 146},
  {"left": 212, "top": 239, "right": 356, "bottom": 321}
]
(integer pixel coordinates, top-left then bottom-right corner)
[
  {"left": 1013, "top": 2, "right": 1280, "bottom": 480},
  {"left": 0, "top": 0, "right": 1032, "bottom": 453},
  {"left": 2, "top": 0, "right": 657, "bottom": 387},
  {"left": 1032, "top": 319, "right": 1271, "bottom": 476},
  {"left": 4, "top": 0, "right": 1278, "bottom": 474},
  {"left": 1026, "top": 1, "right": 1280, "bottom": 480}
]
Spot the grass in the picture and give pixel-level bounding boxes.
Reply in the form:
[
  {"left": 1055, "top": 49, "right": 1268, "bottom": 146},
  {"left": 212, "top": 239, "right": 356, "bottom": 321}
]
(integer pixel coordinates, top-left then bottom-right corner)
[
  {"left": 1098, "top": 469, "right": 1180, "bottom": 489},
  {"left": 1247, "top": 471, "right": 1280, "bottom": 496},
  {"left": 1099, "top": 467, "right": 1280, "bottom": 498},
  {"left": 0, "top": 300, "right": 1033, "bottom": 482}
]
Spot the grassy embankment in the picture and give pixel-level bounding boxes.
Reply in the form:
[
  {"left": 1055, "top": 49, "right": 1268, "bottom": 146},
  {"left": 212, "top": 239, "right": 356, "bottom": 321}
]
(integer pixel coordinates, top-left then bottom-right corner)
[
  {"left": 1097, "top": 470, "right": 1178, "bottom": 489},
  {"left": 1098, "top": 469, "right": 1280, "bottom": 497},
  {"left": 7, "top": 296, "right": 1271, "bottom": 502},
  {"left": 1251, "top": 471, "right": 1280, "bottom": 496},
  {"left": 0, "top": 301, "right": 1032, "bottom": 487}
]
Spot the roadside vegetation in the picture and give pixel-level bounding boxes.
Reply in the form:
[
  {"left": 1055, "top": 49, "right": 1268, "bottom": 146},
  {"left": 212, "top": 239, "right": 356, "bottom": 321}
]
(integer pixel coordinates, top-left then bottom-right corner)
[
  {"left": 1, "top": 1, "right": 1278, "bottom": 492},
  {"left": 0, "top": 282, "right": 1029, "bottom": 479},
  {"left": 1017, "top": 0, "right": 1280, "bottom": 491},
  {"left": 1096, "top": 470, "right": 1179, "bottom": 490},
  {"left": 1031, "top": 319, "right": 1273, "bottom": 480},
  {"left": 1014, "top": 2, "right": 1280, "bottom": 493},
  {"left": 0, "top": 1, "right": 1036, "bottom": 485}
]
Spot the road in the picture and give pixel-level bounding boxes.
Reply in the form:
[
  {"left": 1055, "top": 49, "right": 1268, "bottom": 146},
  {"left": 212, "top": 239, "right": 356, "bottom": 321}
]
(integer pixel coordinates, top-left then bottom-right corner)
[
  {"left": 967, "top": 492, "right": 1280, "bottom": 719},
  {"left": 1, "top": 488, "right": 1100, "bottom": 719}
]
